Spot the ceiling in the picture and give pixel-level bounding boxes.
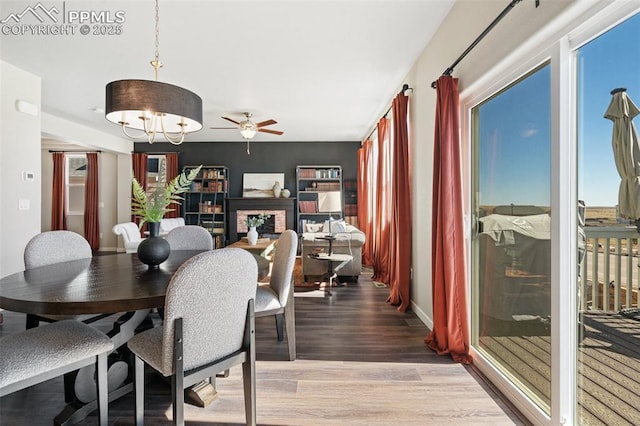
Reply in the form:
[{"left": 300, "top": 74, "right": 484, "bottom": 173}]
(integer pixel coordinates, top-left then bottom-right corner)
[{"left": 1, "top": 1, "right": 454, "bottom": 146}]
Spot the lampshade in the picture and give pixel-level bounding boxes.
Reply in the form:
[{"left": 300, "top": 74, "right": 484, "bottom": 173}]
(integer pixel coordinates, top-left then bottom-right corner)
[
  {"left": 105, "top": 79, "right": 203, "bottom": 135},
  {"left": 317, "top": 191, "right": 342, "bottom": 213},
  {"left": 104, "top": 0, "right": 203, "bottom": 145}
]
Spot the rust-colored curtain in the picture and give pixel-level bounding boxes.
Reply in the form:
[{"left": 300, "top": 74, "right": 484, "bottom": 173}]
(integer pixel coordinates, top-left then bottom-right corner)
[
  {"left": 358, "top": 140, "right": 375, "bottom": 266},
  {"left": 51, "top": 152, "right": 67, "bottom": 230},
  {"left": 132, "top": 153, "right": 148, "bottom": 233},
  {"left": 84, "top": 153, "right": 100, "bottom": 250},
  {"left": 425, "top": 76, "right": 471, "bottom": 364},
  {"left": 371, "top": 118, "right": 391, "bottom": 285},
  {"left": 164, "top": 153, "right": 180, "bottom": 218},
  {"left": 387, "top": 93, "right": 412, "bottom": 312}
]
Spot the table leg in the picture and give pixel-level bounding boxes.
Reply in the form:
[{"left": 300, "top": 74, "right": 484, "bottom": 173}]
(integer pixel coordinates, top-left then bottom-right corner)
[{"left": 54, "top": 309, "right": 151, "bottom": 426}]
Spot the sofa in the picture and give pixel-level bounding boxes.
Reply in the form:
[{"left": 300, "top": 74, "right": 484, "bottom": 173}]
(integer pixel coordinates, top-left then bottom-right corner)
[
  {"left": 301, "top": 222, "right": 365, "bottom": 280},
  {"left": 159, "top": 217, "right": 185, "bottom": 234}
]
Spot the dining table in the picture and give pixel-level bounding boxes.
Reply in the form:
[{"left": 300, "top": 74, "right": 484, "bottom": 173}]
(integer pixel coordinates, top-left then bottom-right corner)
[{"left": 0, "top": 249, "right": 269, "bottom": 426}]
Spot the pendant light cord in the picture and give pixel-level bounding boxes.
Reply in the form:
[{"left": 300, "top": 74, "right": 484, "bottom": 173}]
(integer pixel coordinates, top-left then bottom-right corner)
[{"left": 151, "top": 0, "right": 163, "bottom": 81}]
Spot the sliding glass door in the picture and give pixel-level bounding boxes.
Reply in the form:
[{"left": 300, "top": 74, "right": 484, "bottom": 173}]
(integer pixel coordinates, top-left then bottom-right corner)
[{"left": 471, "top": 64, "right": 552, "bottom": 414}]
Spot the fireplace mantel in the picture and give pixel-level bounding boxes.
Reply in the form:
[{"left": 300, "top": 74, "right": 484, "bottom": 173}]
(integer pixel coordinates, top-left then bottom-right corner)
[{"left": 226, "top": 197, "right": 296, "bottom": 243}]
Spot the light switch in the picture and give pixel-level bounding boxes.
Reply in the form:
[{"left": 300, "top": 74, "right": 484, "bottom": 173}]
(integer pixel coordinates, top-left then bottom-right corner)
[{"left": 19, "top": 199, "right": 30, "bottom": 210}]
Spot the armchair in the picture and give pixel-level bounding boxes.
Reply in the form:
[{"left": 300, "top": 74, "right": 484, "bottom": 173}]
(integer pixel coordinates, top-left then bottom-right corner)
[{"left": 112, "top": 222, "right": 143, "bottom": 253}]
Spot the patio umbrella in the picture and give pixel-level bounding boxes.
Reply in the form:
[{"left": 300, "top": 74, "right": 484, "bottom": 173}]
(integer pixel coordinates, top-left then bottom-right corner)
[{"left": 604, "top": 88, "right": 640, "bottom": 231}]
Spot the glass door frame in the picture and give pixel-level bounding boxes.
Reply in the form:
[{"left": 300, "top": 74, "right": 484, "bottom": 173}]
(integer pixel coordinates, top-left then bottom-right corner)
[{"left": 459, "top": 2, "right": 640, "bottom": 424}]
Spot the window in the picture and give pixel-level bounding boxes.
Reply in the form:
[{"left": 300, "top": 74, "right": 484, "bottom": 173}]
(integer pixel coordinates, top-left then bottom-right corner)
[{"left": 66, "top": 155, "right": 86, "bottom": 215}]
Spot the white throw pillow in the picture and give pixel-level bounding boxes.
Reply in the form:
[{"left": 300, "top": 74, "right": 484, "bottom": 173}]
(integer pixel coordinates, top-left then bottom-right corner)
[
  {"left": 323, "top": 219, "right": 347, "bottom": 234},
  {"left": 305, "top": 223, "right": 324, "bottom": 233}
]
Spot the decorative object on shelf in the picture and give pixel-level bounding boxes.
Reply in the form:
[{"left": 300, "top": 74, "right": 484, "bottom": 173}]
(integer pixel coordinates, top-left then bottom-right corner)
[
  {"left": 105, "top": 0, "right": 202, "bottom": 145},
  {"left": 246, "top": 227, "right": 259, "bottom": 246},
  {"left": 136, "top": 221, "right": 170, "bottom": 269},
  {"left": 132, "top": 165, "right": 201, "bottom": 268},
  {"left": 281, "top": 188, "right": 291, "bottom": 198},
  {"left": 272, "top": 181, "right": 282, "bottom": 198}
]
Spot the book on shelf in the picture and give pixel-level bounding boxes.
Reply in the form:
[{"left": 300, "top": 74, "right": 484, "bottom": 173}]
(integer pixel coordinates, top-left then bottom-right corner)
[
  {"left": 299, "top": 200, "right": 317, "bottom": 213},
  {"left": 299, "top": 168, "right": 316, "bottom": 178},
  {"left": 315, "top": 182, "right": 341, "bottom": 191}
]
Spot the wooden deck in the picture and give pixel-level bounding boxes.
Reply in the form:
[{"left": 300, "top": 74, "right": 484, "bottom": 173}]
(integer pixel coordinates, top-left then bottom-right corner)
[{"left": 479, "top": 311, "right": 640, "bottom": 425}]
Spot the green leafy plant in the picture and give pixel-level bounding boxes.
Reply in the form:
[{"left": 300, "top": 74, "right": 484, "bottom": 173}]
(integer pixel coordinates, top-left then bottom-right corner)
[
  {"left": 132, "top": 165, "right": 202, "bottom": 228},
  {"left": 246, "top": 213, "right": 271, "bottom": 228}
]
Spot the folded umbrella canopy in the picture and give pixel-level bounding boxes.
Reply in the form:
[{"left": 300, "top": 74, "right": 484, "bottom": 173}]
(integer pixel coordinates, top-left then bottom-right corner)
[{"left": 604, "top": 88, "right": 640, "bottom": 231}]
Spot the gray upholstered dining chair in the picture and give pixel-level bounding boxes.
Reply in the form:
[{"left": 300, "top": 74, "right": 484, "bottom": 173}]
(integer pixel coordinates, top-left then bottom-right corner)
[
  {"left": 165, "top": 225, "right": 213, "bottom": 251},
  {"left": 0, "top": 319, "right": 113, "bottom": 425},
  {"left": 127, "top": 248, "right": 257, "bottom": 426},
  {"left": 255, "top": 229, "right": 298, "bottom": 361},
  {"left": 23, "top": 230, "right": 107, "bottom": 329}
]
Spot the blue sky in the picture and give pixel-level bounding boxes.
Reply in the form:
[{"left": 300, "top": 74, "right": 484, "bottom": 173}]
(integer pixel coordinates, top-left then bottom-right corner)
[
  {"left": 578, "top": 12, "right": 640, "bottom": 207},
  {"left": 477, "top": 65, "right": 551, "bottom": 207},
  {"left": 476, "top": 12, "right": 639, "bottom": 208}
]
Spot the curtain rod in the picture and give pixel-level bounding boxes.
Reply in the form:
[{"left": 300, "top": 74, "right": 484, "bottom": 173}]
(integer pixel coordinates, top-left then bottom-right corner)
[
  {"left": 431, "top": 0, "right": 527, "bottom": 89},
  {"left": 48, "top": 150, "right": 102, "bottom": 153},
  {"left": 364, "top": 84, "right": 413, "bottom": 142},
  {"left": 133, "top": 151, "right": 181, "bottom": 155}
]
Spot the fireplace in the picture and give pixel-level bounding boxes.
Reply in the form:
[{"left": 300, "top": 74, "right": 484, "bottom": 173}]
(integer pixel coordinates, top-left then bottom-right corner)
[
  {"left": 237, "top": 210, "right": 286, "bottom": 233},
  {"left": 227, "top": 197, "right": 295, "bottom": 243}
]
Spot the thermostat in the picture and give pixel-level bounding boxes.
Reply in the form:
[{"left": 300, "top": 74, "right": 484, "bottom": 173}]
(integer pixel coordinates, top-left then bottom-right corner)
[{"left": 21, "top": 171, "right": 35, "bottom": 182}]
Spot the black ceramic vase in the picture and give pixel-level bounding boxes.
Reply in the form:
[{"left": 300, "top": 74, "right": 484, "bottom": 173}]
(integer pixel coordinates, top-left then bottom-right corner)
[{"left": 137, "top": 222, "right": 170, "bottom": 269}]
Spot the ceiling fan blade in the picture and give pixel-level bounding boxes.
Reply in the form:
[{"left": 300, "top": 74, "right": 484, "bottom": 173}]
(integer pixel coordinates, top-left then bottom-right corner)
[
  {"left": 256, "top": 119, "right": 277, "bottom": 128},
  {"left": 221, "top": 116, "right": 240, "bottom": 125},
  {"left": 258, "top": 128, "right": 284, "bottom": 135}
]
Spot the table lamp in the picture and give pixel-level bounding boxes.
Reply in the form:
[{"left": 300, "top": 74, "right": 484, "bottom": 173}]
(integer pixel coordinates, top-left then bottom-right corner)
[{"left": 317, "top": 191, "right": 342, "bottom": 254}]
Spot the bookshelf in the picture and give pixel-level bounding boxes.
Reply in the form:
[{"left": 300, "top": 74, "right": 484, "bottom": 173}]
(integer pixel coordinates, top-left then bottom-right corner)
[
  {"left": 296, "top": 165, "right": 343, "bottom": 232},
  {"left": 182, "top": 165, "right": 229, "bottom": 248}
]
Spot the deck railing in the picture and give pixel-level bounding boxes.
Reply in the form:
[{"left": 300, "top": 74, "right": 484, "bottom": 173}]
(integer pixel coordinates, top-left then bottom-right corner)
[{"left": 581, "top": 226, "right": 639, "bottom": 312}]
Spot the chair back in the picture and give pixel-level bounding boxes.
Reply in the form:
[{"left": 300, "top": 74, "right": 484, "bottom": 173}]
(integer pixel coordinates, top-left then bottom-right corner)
[
  {"left": 161, "top": 248, "right": 257, "bottom": 373},
  {"left": 24, "top": 230, "right": 92, "bottom": 269},
  {"left": 269, "top": 230, "right": 298, "bottom": 305},
  {"left": 165, "top": 225, "right": 213, "bottom": 250}
]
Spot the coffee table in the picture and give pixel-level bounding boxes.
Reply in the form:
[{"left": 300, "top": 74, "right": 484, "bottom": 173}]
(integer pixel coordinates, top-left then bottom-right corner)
[
  {"left": 308, "top": 253, "right": 353, "bottom": 295},
  {"left": 228, "top": 238, "right": 277, "bottom": 258}
]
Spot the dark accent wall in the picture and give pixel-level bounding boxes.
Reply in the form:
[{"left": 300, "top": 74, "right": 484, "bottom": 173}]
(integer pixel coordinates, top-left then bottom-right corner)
[{"left": 135, "top": 141, "right": 361, "bottom": 198}]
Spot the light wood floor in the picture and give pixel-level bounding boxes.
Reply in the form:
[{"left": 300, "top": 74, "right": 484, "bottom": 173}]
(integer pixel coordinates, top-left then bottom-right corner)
[{"left": 0, "top": 269, "right": 528, "bottom": 425}]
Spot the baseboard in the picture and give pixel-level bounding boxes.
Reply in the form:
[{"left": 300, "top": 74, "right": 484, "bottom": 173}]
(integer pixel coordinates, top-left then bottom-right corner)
[{"left": 411, "top": 300, "right": 433, "bottom": 330}]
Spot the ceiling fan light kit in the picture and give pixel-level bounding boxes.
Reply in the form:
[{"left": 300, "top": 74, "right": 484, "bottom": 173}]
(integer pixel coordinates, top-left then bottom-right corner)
[
  {"left": 104, "top": 0, "right": 202, "bottom": 145},
  {"left": 212, "top": 112, "right": 284, "bottom": 155}
]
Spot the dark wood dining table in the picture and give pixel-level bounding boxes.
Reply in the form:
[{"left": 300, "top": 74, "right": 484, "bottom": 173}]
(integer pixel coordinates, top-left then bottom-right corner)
[{"left": 0, "top": 249, "right": 269, "bottom": 426}]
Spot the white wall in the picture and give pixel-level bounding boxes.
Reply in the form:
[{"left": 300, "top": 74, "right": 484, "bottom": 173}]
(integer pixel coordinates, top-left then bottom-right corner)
[
  {"left": 0, "top": 61, "right": 42, "bottom": 277},
  {"left": 0, "top": 59, "right": 133, "bottom": 275},
  {"left": 406, "top": 0, "right": 586, "bottom": 325}
]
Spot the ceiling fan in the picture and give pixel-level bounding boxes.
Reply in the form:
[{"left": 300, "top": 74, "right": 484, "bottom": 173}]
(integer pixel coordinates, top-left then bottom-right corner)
[{"left": 210, "top": 112, "right": 283, "bottom": 154}]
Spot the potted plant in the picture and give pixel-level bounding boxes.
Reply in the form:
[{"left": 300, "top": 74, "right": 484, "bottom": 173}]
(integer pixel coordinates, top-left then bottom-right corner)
[
  {"left": 246, "top": 213, "right": 271, "bottom": 246},
  {"left": 132, "top": 164, "right": 202, "bottom": 268},
  {"left": 132, "top": 165, "right": 202, "bottom": 229}
]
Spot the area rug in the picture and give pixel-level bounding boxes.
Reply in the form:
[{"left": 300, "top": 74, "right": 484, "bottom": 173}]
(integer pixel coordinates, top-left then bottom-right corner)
[{"left": 293, "top": 256, "right": 330, "bottom": 288}]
